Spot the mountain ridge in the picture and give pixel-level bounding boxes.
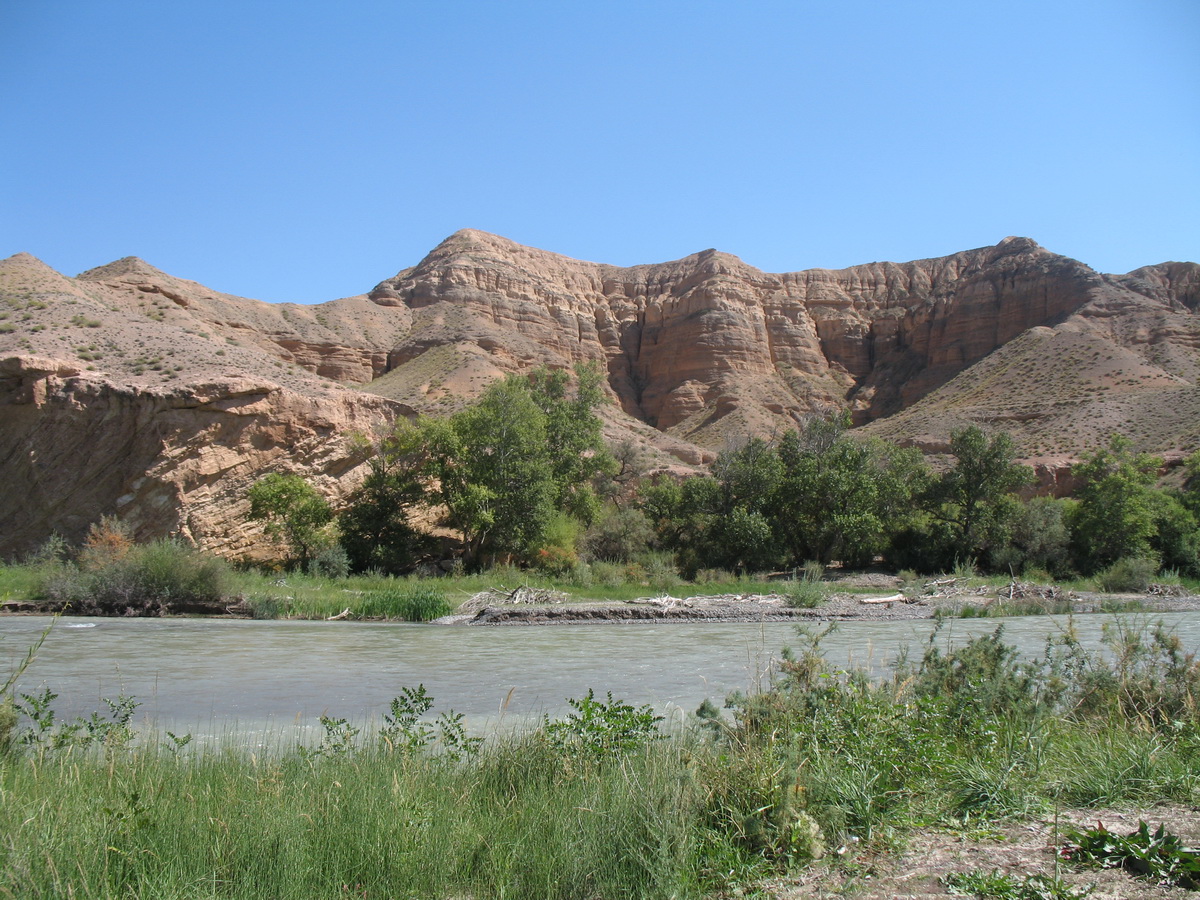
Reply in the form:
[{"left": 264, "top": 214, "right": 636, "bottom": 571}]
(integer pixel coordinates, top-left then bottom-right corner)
[{"left": 1, "top": 233, "right": 1197, "bottom": 558}]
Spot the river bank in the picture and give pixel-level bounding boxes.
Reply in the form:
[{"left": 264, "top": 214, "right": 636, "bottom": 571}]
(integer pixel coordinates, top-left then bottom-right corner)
[
  {"left": 445, "top": 574, "right": 1200, "bottom": 625},
  {"left": 3, "top": 613, "right": 1198, "bottom": 900},
  {"left": 6, "top": 577, "right": 1200, "bottom": 624}
]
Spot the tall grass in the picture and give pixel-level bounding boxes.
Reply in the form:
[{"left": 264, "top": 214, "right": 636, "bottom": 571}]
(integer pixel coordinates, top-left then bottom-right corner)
[{"left": 0, "top": 740, "right": 703, "bottom": 900}]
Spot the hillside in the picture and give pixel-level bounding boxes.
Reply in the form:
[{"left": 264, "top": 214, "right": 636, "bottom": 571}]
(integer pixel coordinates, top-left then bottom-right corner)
[{"left": 1, "top": 232, "right": 1196, "bottom": 557}]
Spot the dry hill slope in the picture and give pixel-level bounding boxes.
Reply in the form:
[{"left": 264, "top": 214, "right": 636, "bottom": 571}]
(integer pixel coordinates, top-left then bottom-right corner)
[{"left": 1, "top": 233, "right": 1196, "bottom": 558}]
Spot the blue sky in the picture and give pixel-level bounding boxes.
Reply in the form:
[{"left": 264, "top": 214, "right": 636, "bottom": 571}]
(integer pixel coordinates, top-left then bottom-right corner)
[{"left": 2, "top": 0, "right": 1197, "bottom": 303}]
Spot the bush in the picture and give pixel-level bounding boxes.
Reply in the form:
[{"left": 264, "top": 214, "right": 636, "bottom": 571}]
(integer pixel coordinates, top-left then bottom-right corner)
[
  {"left": 541, "top": 690, "right": 663, "bottom": 758},
  {"left": 588, "top": 560, "right": 629, "bottom": 587},
  {"left": 641, "top": 551, "right": 682, "bottom": 592},
  {"left": 990, "top": 496, "right": 1074, "bottom": 577},
  {"left": 38, "top": 540, "right": 230, "bottom": 615},
  {"left": 1094, "top": 557, "right": 1159, "bottom": 592},
  {"left": 780, "top": 562, "right": 828, "bottom": 609},
  {"left": 307, "top": 544, "right": 350, "bottom": 579},
  {"left": 580, "top": 506, "right": 655, "bottom": 563}
]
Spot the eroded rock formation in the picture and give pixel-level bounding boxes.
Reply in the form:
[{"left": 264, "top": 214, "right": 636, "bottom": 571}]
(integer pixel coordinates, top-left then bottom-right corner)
[{"left": 1, "top": 232, "right": 1196, "bottom": 557}]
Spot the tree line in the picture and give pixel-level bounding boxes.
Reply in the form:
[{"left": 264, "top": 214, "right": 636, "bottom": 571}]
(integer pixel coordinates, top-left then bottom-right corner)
[{"left": 249, "top": 368, "right": 1200, "bottom": 580}]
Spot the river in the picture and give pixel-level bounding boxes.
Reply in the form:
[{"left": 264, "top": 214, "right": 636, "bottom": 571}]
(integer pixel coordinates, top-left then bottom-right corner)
[{"left": 2, "top": 612, "right": 1199, "bottom": 742}]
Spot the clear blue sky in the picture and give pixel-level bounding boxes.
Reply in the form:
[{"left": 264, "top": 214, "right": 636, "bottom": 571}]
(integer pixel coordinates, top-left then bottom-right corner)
[{"left": 3, "top": 0, "right": 1197, "bottom": 303}]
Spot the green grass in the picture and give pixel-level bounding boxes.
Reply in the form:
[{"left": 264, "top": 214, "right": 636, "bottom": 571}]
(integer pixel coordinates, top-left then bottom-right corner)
[
  {"left": 5, "top": 555, "right": 1198, "bottom": 622},
  {"left": 0, "top": 739, "right": 704, "bottom": 900}
]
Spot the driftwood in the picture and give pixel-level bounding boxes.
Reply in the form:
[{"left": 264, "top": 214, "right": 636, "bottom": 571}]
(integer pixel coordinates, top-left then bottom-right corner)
[
  {"left": 859, "top": 593, "right": 906, "bottom": 605},
  {"left": 326, "top": 607, "right": 352, "bottom": 621}
]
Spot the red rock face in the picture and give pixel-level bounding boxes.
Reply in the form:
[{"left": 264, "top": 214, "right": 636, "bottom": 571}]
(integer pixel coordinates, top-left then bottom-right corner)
[
  {"left": 367, "top": 232, "right": 1112, "bottom": 440},
  {"left": 1, "top": 234, "right": 1196, "bottom": 556},
  {"left": 0, "top": 356, "right": 404, "bottom": 558}
]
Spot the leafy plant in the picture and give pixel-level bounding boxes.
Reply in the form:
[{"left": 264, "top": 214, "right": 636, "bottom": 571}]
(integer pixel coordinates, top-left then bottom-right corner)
[
  {"left": 378, "top": 685, "right": 481, "bottom": 760},
  {"left": 1064, "top": 820, "right": 1200, "bottom": 889},
  {"left": 300, "top": 715, "right": 360, "bottom": 759},
  {"left": 944, "top": 870, "right": 1092, "bottom": 899},
  {"left": 542, "top": 690, "right": 663, "bottom": 757},
  {"left": 379, "top": 685, "right": 435, "bottom": 753}
]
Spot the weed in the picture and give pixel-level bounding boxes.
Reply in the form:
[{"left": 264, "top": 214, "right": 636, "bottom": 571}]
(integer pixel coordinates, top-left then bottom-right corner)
[
  {"left": 542, "top": 689, "right": 663, "bottom": 758},
  {"left": 944, "top": 870, "right": 1092, "bottom": 898},
  {"left": 1064, "top": 820, "right": 1200, "bottom": 889},
  {"left": 781, "top": 561, "right": 828, "bottom": 608}
]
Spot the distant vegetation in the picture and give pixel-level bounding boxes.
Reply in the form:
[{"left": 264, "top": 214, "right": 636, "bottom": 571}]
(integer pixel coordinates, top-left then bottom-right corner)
[
  {"left": 245, "top": 378, "right": 1199, "bottom": 585},
  {"left": 4, "top": 366, "right": 1198, "bottom": 615}
]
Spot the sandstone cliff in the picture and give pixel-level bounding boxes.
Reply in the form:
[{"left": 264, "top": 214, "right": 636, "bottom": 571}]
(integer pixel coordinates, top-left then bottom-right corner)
[{"left": 1, "top": 234, "right": 1196, "bottom": 557}]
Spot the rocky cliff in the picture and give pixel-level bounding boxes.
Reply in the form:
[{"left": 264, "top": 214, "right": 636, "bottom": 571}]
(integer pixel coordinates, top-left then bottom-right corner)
[{"left": 1, "top": 233, "right": 1196, "bottom": 557}]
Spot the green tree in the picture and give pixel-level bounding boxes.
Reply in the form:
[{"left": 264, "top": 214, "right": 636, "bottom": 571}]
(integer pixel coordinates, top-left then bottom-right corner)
[
  {"left": 247, "top": 473, "right": 333, "bottom": 567},
  {"left": 526, "top": 364, "right": 615, "bottom": 523},
  {"left": 339, "top": 420, "right": 431, "bottom": 575},
  {"left": 1069, "top": 434, "right": 1162, "bottom": 573},
  {"left": 933, "top": 427, "right": 1032, "bottom": 567},
  {"left": 640, "top": 439, "right": 782, "bottom": 575},
  {"left": 425, "top": 365, "right": 612, "bottom": 569},
  {"left": 772, "top": 414, "right": 929, "bottom": 566}
]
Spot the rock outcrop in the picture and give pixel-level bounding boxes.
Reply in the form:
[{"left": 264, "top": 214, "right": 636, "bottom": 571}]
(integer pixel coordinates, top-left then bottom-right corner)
[
  {"left": 1, "top": 233, "right": 1196, "bottom": 558},
  {"left": 365, "top": 232, "right": 1110, "bottom": 443},
  {"left": 0, "top": 356, "right": 404, "bottom": 558}
]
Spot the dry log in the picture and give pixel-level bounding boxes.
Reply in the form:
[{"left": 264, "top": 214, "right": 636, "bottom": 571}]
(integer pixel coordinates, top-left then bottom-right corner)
[{"left": 859, "top": 593, "right": 905, "bottom": 605}]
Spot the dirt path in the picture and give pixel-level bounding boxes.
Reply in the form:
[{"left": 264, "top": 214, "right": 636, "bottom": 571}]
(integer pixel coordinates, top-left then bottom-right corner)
[{"left": 764, "top": 805, "right": 1200, "bottom": 899}]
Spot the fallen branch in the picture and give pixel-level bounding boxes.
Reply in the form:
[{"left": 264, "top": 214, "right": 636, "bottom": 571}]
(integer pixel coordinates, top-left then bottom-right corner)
[
  {"left": 326, "top": 607, "right": 352, "bottom": 621},
  {"left": 859, "top": 593, "right": 905, "bottom": 605}
]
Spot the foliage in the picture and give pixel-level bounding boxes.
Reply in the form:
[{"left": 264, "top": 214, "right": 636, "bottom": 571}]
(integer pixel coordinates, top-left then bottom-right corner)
[
  {"left": 77, "top": 515, "right": 134, "bottom": 571},
  {"left": 944, "top": 870, "right": 1092, "bottom": 899},
  {"left": 247, "top": 473, "right": 334, "bottom": 567},
  {"left": 641, "top": 439, "right": 781, "bottom": 575},
  {"left": 542, "top": 689, "right": 664, "bottom": 758},
  {"left": 37, "top": 539, "right": 230, "bottom": 615},
  {"left": 1093, "top": 557, "right": 1158, "bottom": 593},
  {"left": 1068, "top": 435, "right": 1162, "bottom": 573},
  {"left": 579, "top": 504, "right": 655, "bottom": 563},
  {"left": 906, "top": 624, "right": 1042, "bottom": 727},
  {"left": 991, "top": 496, "right": 1074, "bottom": 577},
  {"left": 526, "top": 364, "right": 616, "bottom": 522},
  {"left": 1064, "top": 820, "right": 1199, "bottom": 889},
  {"left": 363, "top": 585, "right": 451, "bottom": 621},
  {"left": 773, "top": 414, "right": 929, "bottom": 567},
  {"left": 1150, "top": 490, "right": 1200, "bottom": 578},
  {"left": 305, "top": 542, "right": 350, "bottom": 578},
  {"left": 14, "top": 686, "right": 140, "bottom": 752},
  {"left": 427, "top": 365, "right": 611, "bottom": 569},
  {"left": 3, "top": 624, "right": 1200, "bottom": 899},
  {"left": 781, "top": 561, "right": 829, "bottom": 608},
  {"left": 929, "top": 427, "right": 1033, "bottom": 570},
  {"left": 338, "top": 419, "right": 431, "bottom": 575}
]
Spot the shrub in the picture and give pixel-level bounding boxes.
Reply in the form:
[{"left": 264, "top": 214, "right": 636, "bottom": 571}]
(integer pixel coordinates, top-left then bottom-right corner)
[
  {"left": 580, "top": 505, "right": 655, "bottom": 562},
  {"left": 541, "top": 690, "right": 663, "bottom": 758},
  {"left": 37, "top": 540, "right": 229, "bottom": 615},
  {"left": 641, "top": 551, "right": 682, "bottom": 592},
  {"left": 589, "top": 560, "right": 628, "bottom": 587},
  {"left": 780, "top": 562, "right": 828, "bottom": 609},
  {"left": 306, "top": 544, "right": 350, "bottom": 579},
  {"left": 1094, "top": 557, "right": 1159, "bottom": 593}
]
